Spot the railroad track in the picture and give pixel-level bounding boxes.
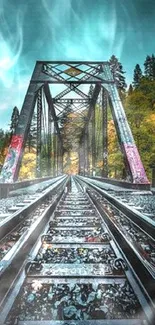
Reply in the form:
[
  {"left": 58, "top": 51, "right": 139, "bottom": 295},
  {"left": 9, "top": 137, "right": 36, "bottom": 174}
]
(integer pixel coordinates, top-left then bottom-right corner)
[
  {"left": 0, "top": 176, "right": 66, "bottom": 224},
  {"left": 0, "top": 175, "right": 67, "bottom": 240},
  {"left": 0, "top": 175, "right": 68, "bottom": 306},
  {"left": 0, "top": 177, "right": 154, "bottom": 324},
  {"left": 77, "top": 177, "right": 155, "bottom": 221}
]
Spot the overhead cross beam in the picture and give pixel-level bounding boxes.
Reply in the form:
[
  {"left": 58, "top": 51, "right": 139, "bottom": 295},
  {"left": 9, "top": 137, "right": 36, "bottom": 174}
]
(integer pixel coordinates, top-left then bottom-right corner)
[
  {"left": 54, "top": 84, "right": 89, "bottom": 100},
  {"left": 53, "top": 98, "right": 90, "bottom": 104}
]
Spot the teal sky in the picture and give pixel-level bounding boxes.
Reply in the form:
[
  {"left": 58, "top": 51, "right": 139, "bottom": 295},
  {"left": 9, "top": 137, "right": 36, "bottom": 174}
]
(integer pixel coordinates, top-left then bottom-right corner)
[{"left": 0, "top": 0, "right": 155, "bottom": 129}]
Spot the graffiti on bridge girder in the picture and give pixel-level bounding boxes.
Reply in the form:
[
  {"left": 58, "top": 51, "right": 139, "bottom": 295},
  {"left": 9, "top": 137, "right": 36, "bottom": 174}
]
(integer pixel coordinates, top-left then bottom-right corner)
[
  {"left": 123, "top": 143, "right": 149, "bottom": 184},
  {"left": 1, "top": 135, "right": 24, "bottom": 183}
]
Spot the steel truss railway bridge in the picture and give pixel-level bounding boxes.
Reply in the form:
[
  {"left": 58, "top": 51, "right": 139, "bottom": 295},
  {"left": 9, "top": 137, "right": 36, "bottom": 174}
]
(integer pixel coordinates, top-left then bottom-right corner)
[
  {"left": 0, "top": 61, "right": 150, "bottom": 187},
  {"left": 0, "top": 62, "right": 155, "bottom": 324}
]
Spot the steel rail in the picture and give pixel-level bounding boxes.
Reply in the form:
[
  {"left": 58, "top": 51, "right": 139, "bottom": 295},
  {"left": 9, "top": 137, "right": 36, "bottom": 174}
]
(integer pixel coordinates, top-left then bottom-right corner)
[{"left": 0, "top": 177, "right": 154, "bottom": 324}]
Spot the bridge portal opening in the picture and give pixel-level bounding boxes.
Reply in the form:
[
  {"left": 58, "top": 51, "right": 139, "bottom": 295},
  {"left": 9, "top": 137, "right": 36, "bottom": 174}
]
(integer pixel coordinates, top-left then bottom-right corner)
[{"left": 0, "top": 61, "right": 149, "bottom": 184}]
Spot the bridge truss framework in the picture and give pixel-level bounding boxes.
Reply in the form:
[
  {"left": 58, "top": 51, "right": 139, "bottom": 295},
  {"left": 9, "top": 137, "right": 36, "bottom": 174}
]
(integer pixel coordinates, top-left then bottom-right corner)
[{"left": 1, "top": 61, "right": 149, "bottom": 184}]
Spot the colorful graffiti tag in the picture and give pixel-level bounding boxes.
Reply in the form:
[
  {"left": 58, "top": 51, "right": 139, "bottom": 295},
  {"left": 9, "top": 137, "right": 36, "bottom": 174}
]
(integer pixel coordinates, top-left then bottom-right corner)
[
  {"left": 123, "top": 144, "right": 149, "bottom": 184},
  {"left": 0, "top": 135, "right": 24, "bottom": 183}
]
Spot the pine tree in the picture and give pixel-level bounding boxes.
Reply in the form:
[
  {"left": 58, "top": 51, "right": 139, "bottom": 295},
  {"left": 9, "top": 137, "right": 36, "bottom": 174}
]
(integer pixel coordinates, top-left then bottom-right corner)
[
  {"left": 144, "top": 54, "right": 155, "bottom": 80},
  {"left": 109, "top": 55, "right": 127, "bottom": 92},
  {"left": 10, "top": 106, "right": 19, "bottom": 136},
  {"left": 128, "top": 84, "right": 133, "bottom": 95},
  {"left": 0, "top": 129, "right": 10, "bottom": 169},
  {"left": 151, "top": 54, "right": 155, "bottom": 80},
  {"left": 144, "top": 55, "right": 151, "bottom": 79},
  {"left": 133, "top": 64, "right": 143, "bottom": 88}
]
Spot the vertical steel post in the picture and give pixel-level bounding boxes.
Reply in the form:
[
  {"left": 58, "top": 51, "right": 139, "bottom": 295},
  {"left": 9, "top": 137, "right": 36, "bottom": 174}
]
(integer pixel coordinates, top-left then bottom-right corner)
[
  {"left": 57, "top": 135, "right": 63, "bottom": 175},
  {"left": 53, "top": 128, "right": 56, "bottom": 177},
  {"left": 87, "top": 125, "right": 90, "bottom": 175},
  {"left": 84, "top": 125, "right": 89, "bottom": 176},
  {"left": 102, "top": 87, "right": 108, "bottom": 177},
  {"left": 36, "top": 89, "right": 42, "bottom": 178},
  {"left": 51, "top": 122, "right": 54, "bottom": 176},
  {"left": 57, "top": 138, "right": 60, "bottom": 175},
  {"left": 78, "top": 145, "right": 81, "bottom": 174},
  {"left": 88, "top": 121, "right": 92, "bottom": 175},
  {"left": 47, "top": 104, "right": 52, "bottom": 175},
  {"left": 92, "top": 104, "right": 96, "bottom": 176},
  {"left": 56, "top": 134, "right": 58, "bottom": 176},
  {"left": 79, "top": 140, "right": 85, "bottom": 175},
  {"left": 59, "top": 141, "right": 63, "bottom": 174}
]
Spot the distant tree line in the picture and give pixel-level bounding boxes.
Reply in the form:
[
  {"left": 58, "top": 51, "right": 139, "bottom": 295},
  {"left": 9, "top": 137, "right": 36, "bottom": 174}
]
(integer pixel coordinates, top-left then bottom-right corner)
[{"left": 108, "top": 54, "right": 155, "bottom": 179}]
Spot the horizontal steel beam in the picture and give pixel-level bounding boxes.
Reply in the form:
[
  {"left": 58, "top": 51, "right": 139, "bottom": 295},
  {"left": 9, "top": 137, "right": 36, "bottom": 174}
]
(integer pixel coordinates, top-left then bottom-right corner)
[
  {"left": 53, "top": 98, "right": 90, "bottom": 104},
  {"left": 31, "top": 80, "right": 114, "bottom": 84},
  {"left": 37, "top": 60, "right": 110, "bottom": 64}
]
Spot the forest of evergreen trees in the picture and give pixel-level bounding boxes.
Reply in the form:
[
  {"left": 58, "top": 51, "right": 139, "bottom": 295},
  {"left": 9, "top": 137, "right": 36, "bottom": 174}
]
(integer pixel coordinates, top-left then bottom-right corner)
[{"left": 0, "top": 54, "right": 155, "bottom": 181}]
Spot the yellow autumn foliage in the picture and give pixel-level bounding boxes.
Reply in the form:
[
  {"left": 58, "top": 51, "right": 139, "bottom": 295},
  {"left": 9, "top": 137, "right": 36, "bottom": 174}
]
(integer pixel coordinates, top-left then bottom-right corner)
[
  {"left": 63, "top": 151, "right": 79, "bottom": 174},
  {"left": 19, "top": 150, "right": 36, "bottom": 180}
]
